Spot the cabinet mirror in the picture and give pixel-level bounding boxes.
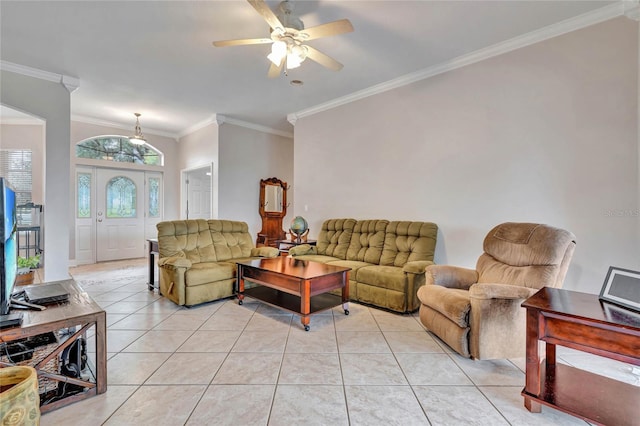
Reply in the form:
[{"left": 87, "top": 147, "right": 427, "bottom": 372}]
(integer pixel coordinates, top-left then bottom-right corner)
[{"left": 257, "top": 177, "right": 288, "bottom": 247}]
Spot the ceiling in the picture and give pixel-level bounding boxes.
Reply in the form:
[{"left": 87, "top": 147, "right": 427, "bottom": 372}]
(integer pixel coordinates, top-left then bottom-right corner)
[{"left": 0, "top": 1, "right": 617, "bottom": 137}]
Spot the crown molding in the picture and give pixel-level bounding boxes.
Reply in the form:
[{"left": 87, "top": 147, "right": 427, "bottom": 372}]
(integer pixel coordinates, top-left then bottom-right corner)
[
  {"left": 289, "top": 1, "right": 628, "bottom": 123},
  {"left": 176, "top": 114, "right": 222, "bottom": 139},
  {"left": 624, "top": 0, "right": 640, "bottom": 20},
  {"left": 222, "top": 116, "right": 294, "bottom": 139},
  {"left": 0, "top": 118, "right": 45, "bottom": 125},
  {"left": 71, "top": 114, "right": 178, "bottom": 140},
  {"left": 0, "top": 60, "right": 80, "bottom": 93}
]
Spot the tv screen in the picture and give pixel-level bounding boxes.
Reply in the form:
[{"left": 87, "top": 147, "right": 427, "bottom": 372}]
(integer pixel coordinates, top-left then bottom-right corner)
[{"left": 0, "top": 177, "right": 18, "bottom": 315}]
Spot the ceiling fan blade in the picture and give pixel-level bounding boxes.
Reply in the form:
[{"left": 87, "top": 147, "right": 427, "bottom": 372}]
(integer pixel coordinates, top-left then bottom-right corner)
[
  {"left": 268, "top": 58, "right": 285, "bottom": 78},
  {"left": 304, "top": 46, "right": 343, "bottom": 71},
  {"left": 247, "top": 0, "right": 284, "bottom": 32},
  {"left": 212, "top": 38, "right": 272, "bottom": 47},
  {"left": 299, "top": 19, "right": 354, "bottom": 41}
]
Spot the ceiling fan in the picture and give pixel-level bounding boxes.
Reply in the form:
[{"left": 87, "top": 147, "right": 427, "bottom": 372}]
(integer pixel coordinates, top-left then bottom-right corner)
[{"left": 212, "top": 0, "right": 354, "bottom": 78}]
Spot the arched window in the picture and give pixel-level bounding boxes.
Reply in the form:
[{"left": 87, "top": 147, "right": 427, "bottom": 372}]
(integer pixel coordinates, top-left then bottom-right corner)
[{"left": 76, "top": 136, "right": 163, "bottom": 166}]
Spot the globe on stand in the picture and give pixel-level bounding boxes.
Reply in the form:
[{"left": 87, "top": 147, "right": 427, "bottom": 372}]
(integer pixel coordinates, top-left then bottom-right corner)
[{"left": 289, "top": 216, "right": 309, "bottom": 243}]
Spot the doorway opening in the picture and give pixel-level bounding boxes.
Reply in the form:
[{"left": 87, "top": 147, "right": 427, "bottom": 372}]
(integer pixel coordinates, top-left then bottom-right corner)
[{"left": 181, "top": 164, "right": 213, "bottom": 220}]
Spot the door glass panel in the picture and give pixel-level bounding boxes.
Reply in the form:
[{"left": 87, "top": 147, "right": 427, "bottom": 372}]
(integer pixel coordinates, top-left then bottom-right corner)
[
  {"left": 149, "top": 177, "right": 160, "bottom": 218},
  {"left": 77, "top": 172, "right": 92, "bottom": 218},
  {"left": 106, "top": 176, "right": 137, "bottom": 218}
]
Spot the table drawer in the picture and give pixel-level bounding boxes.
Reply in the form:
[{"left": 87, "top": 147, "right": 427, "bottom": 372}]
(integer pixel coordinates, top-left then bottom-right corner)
[{"left": 542, "top": 313, "right": 640, "bottom": 361}]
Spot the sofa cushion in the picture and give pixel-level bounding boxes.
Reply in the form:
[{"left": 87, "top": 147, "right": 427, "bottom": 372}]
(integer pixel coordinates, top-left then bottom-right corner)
[
  {"left": 157, "top": 219, "right": 216, "bottom": 262},
  {"left": 380, "top": 221, "right": 438, "bottom": 267},
  {"left": 417, "top": 285, "right": 470, "bottom": 328},
  {"left": 185, "top": 262, "right": 236, "bottom": 286},
  {"left": 346, "top": 219, "right": 388, "bottom": 264},
  {"left": 208, "top": 220, "right": 255, "bottom": 261},
  {"left": 326, "top": 260, "right": 374, "bottom": 281},
  {"left": 357, "top": 265, "right": 405, "bottom": 293},
  {"left": 316, "top": 219, "right": 356, "bottom": 260}
]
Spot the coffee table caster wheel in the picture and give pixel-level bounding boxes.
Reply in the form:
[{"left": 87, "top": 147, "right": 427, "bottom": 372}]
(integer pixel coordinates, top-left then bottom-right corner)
[
  {"left": 238, "top": 300, "right": 243, "bottom": 305},
  {"left": 304, "top": 325, "right": 310, "bottom": 331},
  {"left": 344, "top": 310, "right": 349, "bottom": 315}
]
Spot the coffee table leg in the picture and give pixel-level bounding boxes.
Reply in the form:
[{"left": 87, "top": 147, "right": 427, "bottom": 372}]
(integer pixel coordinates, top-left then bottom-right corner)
[
  {"left": 342, "top": 271, "right": 350, "bottom": 315},
  {"left": 301, "top": 279, "right": 311, "bottom": 331}
]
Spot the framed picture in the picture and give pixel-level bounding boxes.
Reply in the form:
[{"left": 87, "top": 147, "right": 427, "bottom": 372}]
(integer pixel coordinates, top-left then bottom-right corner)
[{"left": 599, "top": 266, "right": 640, "bottom": 312}]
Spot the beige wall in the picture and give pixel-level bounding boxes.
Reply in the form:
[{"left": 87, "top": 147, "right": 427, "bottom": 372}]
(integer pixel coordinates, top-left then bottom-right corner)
[
  {"left": 0, "top": 123, "right": 45, "bottom": 204},
  {"left": 293, "top": 17, "right": 639, "bottom": 294},
  {"left": 218, "top": 123, "right": 294, "bottom": 240}
]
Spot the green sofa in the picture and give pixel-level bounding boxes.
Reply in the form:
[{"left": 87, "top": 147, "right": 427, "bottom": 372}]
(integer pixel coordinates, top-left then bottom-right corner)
[
  {"left": 289, "top": 219, "right": 438, "bottom": 313},
  {"left": 156, "top": 219, "right": 279, "bottom": 306}
]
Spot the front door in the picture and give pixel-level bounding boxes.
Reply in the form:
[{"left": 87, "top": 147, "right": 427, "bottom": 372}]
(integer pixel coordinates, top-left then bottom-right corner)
[{"left": 96, "top": 168, "right": 145, "bottom": 261}]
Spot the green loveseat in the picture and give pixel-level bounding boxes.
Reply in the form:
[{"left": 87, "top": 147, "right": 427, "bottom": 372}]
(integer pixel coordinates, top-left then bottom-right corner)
[
  {"left": 289, "top": 219, "right": 438, "bottom": 313},
  {"left": 156, "top": 219, "right": 279, "bottom": 306}
]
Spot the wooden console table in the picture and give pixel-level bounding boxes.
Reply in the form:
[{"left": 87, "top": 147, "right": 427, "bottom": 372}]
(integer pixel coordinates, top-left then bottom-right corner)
[
  {"left": 0, "top": 279, "right": 107, "bottom": 414},
  {"left": 147, "top": 238, "right": 159, "bottom": 291},
  {"left": 522, "top": 287, "right": 640, "bottom": 425},
  {"left": 274, "top": 239, "right": 316, "bottom": 256}
]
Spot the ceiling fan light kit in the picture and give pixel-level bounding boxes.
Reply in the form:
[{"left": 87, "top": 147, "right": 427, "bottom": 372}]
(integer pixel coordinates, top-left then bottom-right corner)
[{"left": 213, "top": 0, "right": 353, "bottom": 78}]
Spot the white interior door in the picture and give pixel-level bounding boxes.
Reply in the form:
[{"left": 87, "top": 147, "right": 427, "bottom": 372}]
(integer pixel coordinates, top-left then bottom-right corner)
[
  {"left": 96, "top": 169, "right": 145, "bottom": 261},
  {"left": 183, "top": 165, "right": 212, "bottom": 219}
]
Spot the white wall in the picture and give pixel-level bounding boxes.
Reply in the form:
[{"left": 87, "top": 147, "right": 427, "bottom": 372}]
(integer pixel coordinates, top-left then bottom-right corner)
[
  {"left": 0, "top": 123, "right": 45, "bottom": 204},
  {"left": 293, "top": 18, "right": 639, "bottom": 294},
  {"left": 218, "top": 123, "right": 294, "bottom": 239},
  {"left": 178, "top": 123, "right": 219, "bottom": 220},
  {"left": 1, "top": 70, "right": 72, "bottom": 281}
]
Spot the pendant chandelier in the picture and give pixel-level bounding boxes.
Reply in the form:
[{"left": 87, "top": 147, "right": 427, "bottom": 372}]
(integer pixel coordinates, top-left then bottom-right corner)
[{"left": 129, "top": 113, "right": 146, "bottom": 145}]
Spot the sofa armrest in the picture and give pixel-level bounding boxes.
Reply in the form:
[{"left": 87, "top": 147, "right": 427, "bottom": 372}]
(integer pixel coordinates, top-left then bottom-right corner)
[
  {"left": 251, "top": 247, "right": 280, "bottom": 258},
  {"left": 158, "top": 256, "right": 192, "bottom": 270},
  {"left": 469, "top": 283, "right": 537, "bottom": 300},
  {"left": 425, "top": 265, "right": 478, "bottom": 290},
  {"left": 288, "top": 244, "right": 317, "bottom": 256},
  {"left": 403, "top": 260, "right": 435, "bottom": 275}
]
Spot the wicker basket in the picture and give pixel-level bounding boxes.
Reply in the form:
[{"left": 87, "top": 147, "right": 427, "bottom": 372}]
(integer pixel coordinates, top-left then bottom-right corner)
[{"left": 1, "top": 335, "right": 60, "bottom": 396}]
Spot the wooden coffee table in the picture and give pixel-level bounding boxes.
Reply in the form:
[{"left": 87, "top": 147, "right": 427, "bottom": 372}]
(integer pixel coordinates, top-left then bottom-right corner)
[{"left": 236, "top": 257, "right": 350, "bottom": 331}]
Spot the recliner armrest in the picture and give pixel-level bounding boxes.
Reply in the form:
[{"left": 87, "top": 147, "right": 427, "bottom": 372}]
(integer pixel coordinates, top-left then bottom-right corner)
[
  {"left": 469, "top": 283, "right": 537, "bottom": 300},
  {"left": 158, "top": 256, "right": 192, "bottom": 270},
  {"left": 288, "top": 244, "right": 317, "bottom": 256},
  {"left": 403, "top": 260, "right": 434, "bottom": 274},
  {"left": 425, "top": 265, "right": 478, "bottom": 290},
  {"left": 251, "top": 247, "right": 280, "bottom": 258}
]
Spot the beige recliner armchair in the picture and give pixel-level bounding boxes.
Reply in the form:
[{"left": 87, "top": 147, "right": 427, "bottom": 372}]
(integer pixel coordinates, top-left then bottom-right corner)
[{"left": 417, "top": 222, "right": 576, "bottom": 360}]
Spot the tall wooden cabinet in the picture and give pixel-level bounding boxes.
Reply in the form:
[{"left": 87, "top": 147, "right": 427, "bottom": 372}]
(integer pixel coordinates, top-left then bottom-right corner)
[{"left": 256, "top": 177, "right": 288, "bottom": 248}]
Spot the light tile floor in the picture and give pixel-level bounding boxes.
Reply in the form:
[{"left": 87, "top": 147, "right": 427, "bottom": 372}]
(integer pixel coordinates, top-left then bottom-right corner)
[{"left": 39, "top": 259, "right": 639, "bottom": 425}]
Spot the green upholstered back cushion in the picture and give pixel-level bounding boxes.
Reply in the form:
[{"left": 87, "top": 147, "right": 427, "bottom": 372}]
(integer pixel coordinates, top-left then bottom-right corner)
[
  {"left": 380, "top": 221, "right": 438, "bottom": 267},
  {"left": 346, "top": 219, "right": 388, "bottom": 264},
  {"left": 316, "top": 219, "right": 356, "bottom": 260},
  {"left": 156, "top": 219, "right": 216, "bottom": 263},
  {"left": 208, "top": 220, "right": 254, "bottom": 261}
]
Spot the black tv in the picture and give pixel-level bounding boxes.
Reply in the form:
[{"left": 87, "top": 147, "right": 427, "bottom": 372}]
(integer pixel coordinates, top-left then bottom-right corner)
[{"left": 0, "top": 177, "right": 18, "bottom": 315}]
